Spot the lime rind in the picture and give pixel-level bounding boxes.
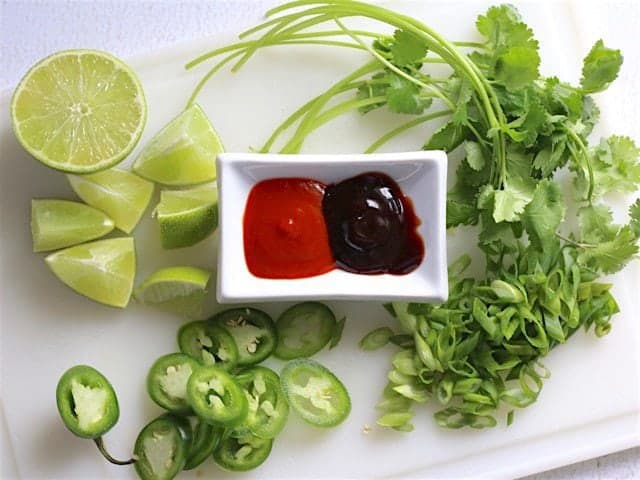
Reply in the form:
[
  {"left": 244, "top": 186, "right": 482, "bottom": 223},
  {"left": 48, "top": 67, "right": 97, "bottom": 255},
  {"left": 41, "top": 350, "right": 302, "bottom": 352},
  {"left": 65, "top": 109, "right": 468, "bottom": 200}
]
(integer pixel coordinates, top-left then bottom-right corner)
[
  {"left": 31, "top": 199, "right": 115, "bottom": 252},
  {"left": 134, "top": 266, "right": 211, "bottom": 317},
  {"left": 132, "top": 104, "right": 222, "bottom": 186},
  {"left": 11, "top": 49, "right": 146, "bottom": 173},
  {"left": 45, "top": 237, "right": 136, "bottom": 308},
  {"left": 155, "top": 185, "right": 219, "bottom": 249},
  {"left": 68, "top": 168, "right": 154, "bottom": 234}
]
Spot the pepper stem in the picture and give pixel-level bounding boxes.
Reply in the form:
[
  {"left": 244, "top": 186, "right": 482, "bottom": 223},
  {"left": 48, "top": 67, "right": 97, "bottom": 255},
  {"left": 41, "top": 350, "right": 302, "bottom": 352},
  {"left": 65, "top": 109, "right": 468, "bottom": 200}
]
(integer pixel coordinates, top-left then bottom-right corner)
[{"left": 94, "top": 437, "right": 137, "bottom": 466}]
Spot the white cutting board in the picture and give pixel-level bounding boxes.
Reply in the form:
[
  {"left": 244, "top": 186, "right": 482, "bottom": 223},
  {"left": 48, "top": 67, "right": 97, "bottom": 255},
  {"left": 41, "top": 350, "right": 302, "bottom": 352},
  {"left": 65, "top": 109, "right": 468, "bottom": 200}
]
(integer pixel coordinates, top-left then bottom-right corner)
[{"left": 1, "top": 2, "right": 639, "bottom": 479}]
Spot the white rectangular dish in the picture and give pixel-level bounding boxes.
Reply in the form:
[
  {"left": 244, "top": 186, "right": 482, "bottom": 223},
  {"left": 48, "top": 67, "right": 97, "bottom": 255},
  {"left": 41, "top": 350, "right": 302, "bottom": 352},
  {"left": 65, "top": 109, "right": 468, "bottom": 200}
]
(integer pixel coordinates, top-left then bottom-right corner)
[
  {"left": 1, "top": 1, "right": 638, "bottom": 479},
  {"left": 217, "top": 151, "right": 448, "bottom": 303}
]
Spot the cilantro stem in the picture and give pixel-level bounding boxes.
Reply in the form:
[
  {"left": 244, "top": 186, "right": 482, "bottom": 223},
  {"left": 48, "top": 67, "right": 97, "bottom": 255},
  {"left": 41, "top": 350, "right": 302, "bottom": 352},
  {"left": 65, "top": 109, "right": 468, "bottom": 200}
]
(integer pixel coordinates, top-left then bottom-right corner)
[
  {"left": 186, "top": 30, "right": 378, "bottom": 69},
  {"left": 453, "top": 41, "right": 487, "bottom": 49},
  {"left": 280, "top": 39, "right": 365, "bottom": 49},
  {"left": 278, "top": 60, "right": 380, "bottom": 152},
  {"left": 234, "top": 11, "right": 340, "bottom": 72},
  {"left": 186, "top": 37, "right": 364, "bottom": 107},
  {"left": 281, "top": 94, "right": 387, "bottom": 153},
  {"left": 334, "top": 18, "right": 456, "bottom": 111},
  {"left": 186, "top": 49, "right": 245, "bottom": 107},
  {"left": 555, "top": 233, "right": 593, "bottom": 249},
  {"left": 260, "top": 80, "right": 363, "bottom": 152},
  {"left": 365, "top": 109, "right": 451, "bottom": 153},
  {"left": 239, "top": 7, "right": 327, "bottom": 39}
]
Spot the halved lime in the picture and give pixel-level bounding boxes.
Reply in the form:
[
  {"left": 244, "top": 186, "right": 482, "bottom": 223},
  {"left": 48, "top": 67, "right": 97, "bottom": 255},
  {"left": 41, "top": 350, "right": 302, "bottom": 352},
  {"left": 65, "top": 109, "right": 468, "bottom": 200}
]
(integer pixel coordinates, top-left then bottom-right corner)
[
  {"left": 31, "top": 199, "right": 115, "bottom": 252},
  {"left": 155, "top": 185, "right": 218, "bottom": 249},
  {"left": 132, "top": 104, "right": 222, "bottom": 185},
  {"left": 11, "top": 49, "right": 146, "bottom": 173},
  {"left": 45, "top": 237, "right": 136, "bottom": 308},
  {"left": 134, "top": 266, "right": 211, "bottom": 317},
  {"left": 68, "top": 168, "right": 154, "bottom": 234}
]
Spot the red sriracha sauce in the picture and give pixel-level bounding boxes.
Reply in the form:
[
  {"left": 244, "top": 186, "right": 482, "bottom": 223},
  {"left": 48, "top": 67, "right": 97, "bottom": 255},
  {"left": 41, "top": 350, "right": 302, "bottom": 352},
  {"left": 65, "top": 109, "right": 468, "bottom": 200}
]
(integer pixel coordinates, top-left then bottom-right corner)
[{"left": 243, "top": 178, "right": 336, "bottom": 279}]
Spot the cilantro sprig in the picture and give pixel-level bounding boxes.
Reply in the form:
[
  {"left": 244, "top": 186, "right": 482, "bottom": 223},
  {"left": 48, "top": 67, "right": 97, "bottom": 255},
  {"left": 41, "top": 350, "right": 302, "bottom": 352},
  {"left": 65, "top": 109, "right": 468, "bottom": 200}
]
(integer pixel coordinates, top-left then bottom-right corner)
[{"left": 186, "top": 1, "right": 640, "bottom": 430}]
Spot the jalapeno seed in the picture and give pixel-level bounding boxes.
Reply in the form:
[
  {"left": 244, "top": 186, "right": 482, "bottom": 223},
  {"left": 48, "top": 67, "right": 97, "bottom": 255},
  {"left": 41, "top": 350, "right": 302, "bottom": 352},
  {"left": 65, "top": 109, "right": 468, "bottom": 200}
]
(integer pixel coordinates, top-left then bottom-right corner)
[
  {"left": 213, "top": 433, "right": 273, "bottom": 472},
  {"left": 280, "top": 359, "right": 351, "bottom": 428},
  {"left": 134, "top": 414, "right": 191, "bottom": 480},
  {"left": 186, "top": 365, "right": 248, "bottom": 426},
  {"left": 211, "top": 308, "right": 277, "bottom": 366},
  {"left": 146, "top": 353, "right": 200, "bottom": 414},
  {"left": 234, "top": 366, "right": 289, "bottom": 439},
  {"left": 178, "top": 320, "right": 238, "bottom": 371}
]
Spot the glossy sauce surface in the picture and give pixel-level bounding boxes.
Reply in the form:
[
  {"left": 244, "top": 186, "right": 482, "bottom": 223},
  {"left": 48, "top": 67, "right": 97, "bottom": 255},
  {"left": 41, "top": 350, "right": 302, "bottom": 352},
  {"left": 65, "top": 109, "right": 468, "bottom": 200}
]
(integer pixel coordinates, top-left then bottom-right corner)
[
  {"left": 243, "top": 178, "right": 335, "bottom": 279},
  {"left": 322, "top": 172, "right": 424, "bottom": 275}
]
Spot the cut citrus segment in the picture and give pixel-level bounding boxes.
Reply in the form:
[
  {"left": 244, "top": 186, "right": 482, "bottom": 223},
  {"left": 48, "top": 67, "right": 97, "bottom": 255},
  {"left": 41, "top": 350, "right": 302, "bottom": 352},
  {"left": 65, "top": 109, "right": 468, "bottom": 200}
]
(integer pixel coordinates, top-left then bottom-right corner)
[
  {"left": 134, "top": 266, "right": 211, "bottom": 318},
  {"left": 11, "top": 49, "right": 146, "bottom": 173},
  {"left": 45, "top": 237, "right": 136, "bottom": 308},
  {"left": 155, "top": 185, "right": 218, "bottom": 249},
  {"left": 31, "top": 199, "right": 115, "bottom": 252},
  {"left": 132, "top": 104, "right": 222, "bottom": 185},
  {"left": 68, "top": 168, "right": 154, "bottom": 233}
]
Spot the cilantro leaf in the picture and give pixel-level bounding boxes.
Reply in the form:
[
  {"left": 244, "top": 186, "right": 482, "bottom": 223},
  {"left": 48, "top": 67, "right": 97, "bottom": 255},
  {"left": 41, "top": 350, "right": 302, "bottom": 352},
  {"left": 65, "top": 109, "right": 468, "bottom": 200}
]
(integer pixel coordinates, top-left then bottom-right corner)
[
  {"left": 442, "top": 77, "right": 474, "bottom": 126},
  {"left": 464, "top": 141, "right": 486, "bottom": 170},
  {"left": 447, "top": 159, "right": 489, "bottom": 228},
  {"left": 576, "top": 135, "right": 640, "bottom": 198},
  {"left": 543, "top": 77, "right": 583, "bottom": 119},
  {"left": 578, "top": 204, "right": 616, "bottom": 243},
  {"left": 533, "top": 134, "right": 569, "bottom": 177},
  {"left": 447, "top": 195, "right": 478, "bottom": 228},
  {"left": 505, "top": 145, "right": 534, "bottom": 179},
  {"left": 577, "top": 202, "right": 640, "bottom": 274},
  {"left": 424, "top": 121, "right": 468, "bottom": 152},
  {"left": 523, "top": 180, "right": 565, "bottom": 252},
  {"left": 580, "top": 40, "right": 623, "bottom": 94},
  {"left": 386, "top": 73, "right": 429, "bottom": 114},
  {"left": 475, "top": 5, "right": 540, "bottom": 91},
  {"left": 357, "top": 71, "right": 388, "bottom": 113},
  {"left": 494, "top": 45, "right": 541, "bottom": 91},
  {"left": 580, "top": 96, "right": 600, "bottom": 136},
  {"left": 390, "top": 30, "right": 428, "bottom": 67},
  {"left": 505, "top": 98, "right": 548, "bottom": 146},
  {"left": 578, "top": 226, "right": 638, "bottom": 274},
  {"left": 477, "top": 187, "right": 520, "bottom": 249},
  {"left": 493, "top": 177, "right": 534, "bottom": 223},
  {"left": 476, "top": 5, "right": 523, "bottom": 48}
]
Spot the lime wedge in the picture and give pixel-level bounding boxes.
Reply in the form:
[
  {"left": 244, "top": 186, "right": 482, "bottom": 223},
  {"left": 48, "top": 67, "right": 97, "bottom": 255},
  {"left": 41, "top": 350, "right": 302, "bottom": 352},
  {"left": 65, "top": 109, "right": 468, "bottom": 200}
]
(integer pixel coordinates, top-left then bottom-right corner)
[
  {"left": 45, "top": 237, "right": 136, "bottom": 308},
  {"left": 132, "top": 104, "right": 222, "bottom": 186},
  {"left": 134, "top": 266, "right": 211, "bottom": 317},
  {"left": 68, "top": 168, "right": 154, "bottom": 233},
  {"left": 31, "top": 199, "right": 115, "bottom": 252},
  {"left": 155, "top": 185, "right": 218, "bottom": 249},
  {"left": 11, "top": 49, "right": 146, "bottom": 173}
]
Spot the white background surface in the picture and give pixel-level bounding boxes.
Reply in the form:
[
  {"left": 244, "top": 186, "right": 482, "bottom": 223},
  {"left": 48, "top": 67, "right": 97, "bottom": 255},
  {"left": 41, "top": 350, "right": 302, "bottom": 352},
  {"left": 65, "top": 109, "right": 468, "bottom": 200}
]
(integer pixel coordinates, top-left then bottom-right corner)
[{"left": 1, "top": 1, "right": 639, "bottom": 479}]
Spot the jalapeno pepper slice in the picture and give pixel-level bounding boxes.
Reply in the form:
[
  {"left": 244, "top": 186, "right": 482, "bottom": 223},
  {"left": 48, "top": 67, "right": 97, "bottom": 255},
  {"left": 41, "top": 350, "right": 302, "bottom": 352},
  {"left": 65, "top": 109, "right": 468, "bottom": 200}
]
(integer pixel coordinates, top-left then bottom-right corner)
[
  {"left": 186, "top": 365, "right": 248, "bottom": 426},
  {"left": 211, "top": 308, "right": 276, "bottom": 366},
  {"left": 234, "top": 366, "right": 289, "bottom": 439},
  {"left": 213, "top": 433, "right": 273, "bottom": 472},
  {"left": 134, "top": 414, "right": 191, "bottom": 480},
  {"left": 178, "top": 320, "right": 238, "bottom": 371},
  {"left": 274, "top": 302, "right": 336, "bottom": 360},
  {"left": 183, "top": 418, "right": 222, "bottom": 470},
  {"left": 280, "top": 359, "right": 351, "bottom": 428},
  {"left": 56, "top": 365, "right": 119, "bottom": 439},
  {"left": 146, "top": 353, "right": 199, "bottom": 414}
]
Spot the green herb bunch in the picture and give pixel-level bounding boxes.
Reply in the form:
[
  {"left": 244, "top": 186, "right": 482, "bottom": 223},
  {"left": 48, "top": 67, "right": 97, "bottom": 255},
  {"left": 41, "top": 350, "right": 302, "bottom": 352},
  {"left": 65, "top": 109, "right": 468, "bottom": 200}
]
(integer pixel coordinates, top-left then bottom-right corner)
[{"left": 187, "top": 0, "right": 640, "bottom": 429}]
